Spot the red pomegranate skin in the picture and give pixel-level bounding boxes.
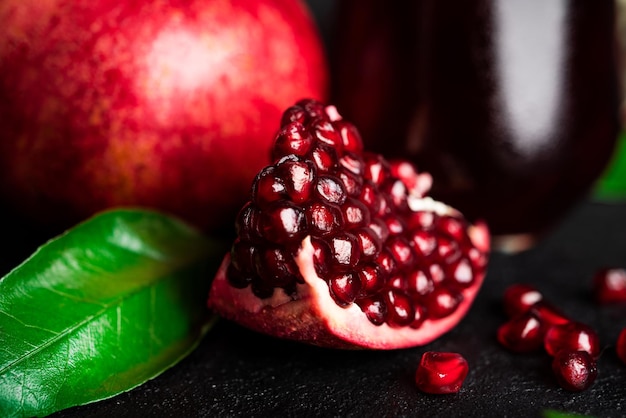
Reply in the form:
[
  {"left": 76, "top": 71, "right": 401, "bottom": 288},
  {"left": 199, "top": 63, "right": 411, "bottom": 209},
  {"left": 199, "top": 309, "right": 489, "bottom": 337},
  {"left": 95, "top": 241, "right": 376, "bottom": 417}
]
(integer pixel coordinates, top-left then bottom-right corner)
[{"left": 0, "top": 0, "right": 327, "bottom": 234}]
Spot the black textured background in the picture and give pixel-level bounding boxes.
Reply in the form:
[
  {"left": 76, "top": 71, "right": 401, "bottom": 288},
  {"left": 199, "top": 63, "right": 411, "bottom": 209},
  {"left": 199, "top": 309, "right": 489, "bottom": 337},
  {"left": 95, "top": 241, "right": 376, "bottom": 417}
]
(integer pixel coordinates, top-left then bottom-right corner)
[{"left": 51, "top": 199, "right": 626, "bottom": 418}]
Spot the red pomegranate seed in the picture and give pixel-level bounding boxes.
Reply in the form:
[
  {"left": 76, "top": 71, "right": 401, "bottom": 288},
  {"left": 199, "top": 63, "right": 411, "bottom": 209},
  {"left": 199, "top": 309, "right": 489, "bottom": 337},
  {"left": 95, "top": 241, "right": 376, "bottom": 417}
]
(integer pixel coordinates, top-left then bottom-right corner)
[
  {"left": 502, "top": 283, "right": 543, "bottom": 318},
  {"left": 259, "top": 202, "right": 307, "bottom": 244},
  {"left": 415, "top": 352, "right": 469, "bottom": 394},
  {"left": 328, "top": 271, "right": 360, "bottom": 306},
  {"left": 551, "top": 350, "right": 598, "bottom": 392},
  {"left": 593, "top": 268, "right": 626, "bottom": 304},
  {"left": 272, "top": 121, "right": 313, "bottom": 160},
  {"left": 529, "top": 301, "right": 570, "bottom": 327},
  {"left": 252, "top": 166, "right": 286, "bottom": 207},
  {"left": 306, "top": 202, "right": 343, "bottom": 237},
  {"left": 356, "top": 296, "right": 387, "bottom": 325},
  {"left": 616, "top": 328, "right": 626, "bottom": 365},
  {"left": 497, "top": 311, "right": 545, "bottom": 353},
  {"left": 385, "top": 289, "right": 415, "bottom": 327},
  {"left": 425, "top": 286, "right": 462, "bottom": 318},
  {"left": 334, "top": 119, "right": 363, "bottom": 153},
  {"left": 544, "top": 322, "right": 601, "bottom": 358},
  {"left": 356, "top": 263, "right": 385, "bottom": 296}
]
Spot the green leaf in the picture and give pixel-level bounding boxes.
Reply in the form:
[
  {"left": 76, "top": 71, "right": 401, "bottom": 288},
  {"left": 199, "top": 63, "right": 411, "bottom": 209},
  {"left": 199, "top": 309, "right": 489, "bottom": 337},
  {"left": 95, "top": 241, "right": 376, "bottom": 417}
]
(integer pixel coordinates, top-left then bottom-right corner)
[
  {"left": 0, "top": 209, "right": 223, "bottom": 417},
  {"left": 542, "top": 410, "right": 595, "bottom": 418},
  {"left": 594, "top": 131, "right": 626, "bottom": 200}
]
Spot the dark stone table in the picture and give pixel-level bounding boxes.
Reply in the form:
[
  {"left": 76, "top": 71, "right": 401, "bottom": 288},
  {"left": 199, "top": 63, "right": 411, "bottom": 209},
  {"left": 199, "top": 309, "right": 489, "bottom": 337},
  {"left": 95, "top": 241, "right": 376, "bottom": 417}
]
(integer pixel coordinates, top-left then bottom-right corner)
[{"left": 52, "top": 198, "right": 626, "bottom": 417}]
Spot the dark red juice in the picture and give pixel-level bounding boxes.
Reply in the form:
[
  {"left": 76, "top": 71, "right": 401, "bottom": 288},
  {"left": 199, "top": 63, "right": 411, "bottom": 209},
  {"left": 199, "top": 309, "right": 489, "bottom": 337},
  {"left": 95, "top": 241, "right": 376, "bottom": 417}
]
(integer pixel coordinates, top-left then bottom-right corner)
[{"left": 331, "top": 0, "right": 620, "bottom": 249}]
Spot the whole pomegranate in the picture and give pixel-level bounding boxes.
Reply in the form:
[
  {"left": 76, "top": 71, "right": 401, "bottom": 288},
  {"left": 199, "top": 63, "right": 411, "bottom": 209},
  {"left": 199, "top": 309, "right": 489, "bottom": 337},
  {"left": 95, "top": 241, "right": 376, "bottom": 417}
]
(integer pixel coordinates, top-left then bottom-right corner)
[
  {"left": 208, "top": 99, "right": 489, "bottom": 349},
  {"left": 0, "top": 0, "right": 327, "bottom": 233}
]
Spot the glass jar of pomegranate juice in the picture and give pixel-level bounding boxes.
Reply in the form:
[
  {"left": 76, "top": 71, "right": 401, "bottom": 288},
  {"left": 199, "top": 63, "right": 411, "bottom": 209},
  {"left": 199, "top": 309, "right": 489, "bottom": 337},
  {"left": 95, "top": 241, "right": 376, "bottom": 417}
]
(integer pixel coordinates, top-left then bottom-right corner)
[{"left": 330, "top": 0, "right": 621, "bottom": 251}]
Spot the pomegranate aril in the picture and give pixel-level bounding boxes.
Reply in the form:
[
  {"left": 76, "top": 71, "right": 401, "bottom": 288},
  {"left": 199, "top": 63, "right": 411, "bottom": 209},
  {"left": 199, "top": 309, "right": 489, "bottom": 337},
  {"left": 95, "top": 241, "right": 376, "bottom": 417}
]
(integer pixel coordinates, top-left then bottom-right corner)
[
  {"left": 502, "top": 283, "right": 543, "bottom": 318},
  {"left": 409, "top": 229, "right": 437, "bottom": 258},
  {"left": 310, "top": 117, "right": 343, "bottom": 153},
  {"left": 259, "top": 201, "right": 307, "bottom": 244},
  {"left": 306, "top": 202, "right": 343, "bottom": 237},
  {"left": 551, "top": 350, "right": 597, "bottom": 392},
  {"left": 544, "top": 321, "right": 601, "bottom": 358},
  {"left": 277, "top": 157, "right": 315, "bottom": 204},
  {"left": 406, "top": 268, "right": 435, "bottom": 297},
  {"left": 375, "top": 250, "right": 397, "bottom": 277},
  {"left": 437, "top": 216, "right": 466, "bottom": 243},
  {"left": 529, "top": 301, "right": 570, "bottom": 327},
  {"left": 315, "top": 175, "right": 347, "bottom": 205},
  {"left": 235, "top": 202, "right": 261, "bottom": 242},
  {"left": 280, "top": 105, "right": 307, "bottom": 127},
  {"left": 230, "top": 239, "right": 256, "bottom": 275},
  {"left": 497, "top": 311, "right": 545, "bottom": 353},
  {"left": 337, "top": 167, "right": 363, "bottom": 196},
  {"left": 415, "top": 352, "right": 469, "bottom": 394},
  {"left": 385, "top": 289, "right": 415, "bottom": 327},
  {"left": 617, "top": 328, "right": 626, "bottom": 365},
  {"left": 356, "top": 296, "right": 387, "bottom": 326},
  {"left": 425, "top": 286, "right": 462, "bottom": 318},
  {"left": 254, "top": 247, "right": 300, "bottom": 288},
  {"left": 296, "top": 98, "right": 326, "bottom": 119},
  {"left": 363, "top": 152, "right": 390, "bottom": 185},
  {"left": 436, "top": 236, "right": 461, "bottom": 264},
  {"left": 272, "top": 121, "right": 313, "bottom": 160},
  {"left": 341, "top": 198, "right": 370, "bottom": 229},
  {"left": 339, "top": 152, "right": 364, "bottom": 175},
  {"left": 329, "top": 271, "right": 360, "bottom": 306},
  {"left": 334, "top": 119, "right": 363, "bottom": 153},
  {"left": 359, "top": 181, "right": 384, "bottom": 214},
  {"left": 329, "top": 232, "right": 361, "bottom": 267},
  {"left": 309, "top": 143, "right": 338, "bottom": 172},
  {"left": 408, "top": 211, "right": 437, "bottom": 230},
  {"left": 367, "top": 218, "right": 390, "bottom": 243},
  {"left": 252, "top": 166, "right": 286, "bottom": 207},
  {"left": 383, "top": 215, "right": 405, "bottom": 236},
  {"left": 379, "top": 178, "right": 409, "bottom": 211},
  {"left": 356, "top": 263, "right": 385, "bottom": 296},
  {"left": 310, "top": 237, "right": 332, "bottom": 278},
  {"left": 387, "top": 236, "right": 416, "bottom": 271},
  {"left": 411, "top": 304, "right": 428, "bottom": 329},
  {"left": 355, "top": 227, "right": 382, "bottom": 260},
  {"left": 446, "top": 257, "right": 475, "bottom": 289},
  {"left": 593, "top": 267, "right": 626, "bottom": 304}
]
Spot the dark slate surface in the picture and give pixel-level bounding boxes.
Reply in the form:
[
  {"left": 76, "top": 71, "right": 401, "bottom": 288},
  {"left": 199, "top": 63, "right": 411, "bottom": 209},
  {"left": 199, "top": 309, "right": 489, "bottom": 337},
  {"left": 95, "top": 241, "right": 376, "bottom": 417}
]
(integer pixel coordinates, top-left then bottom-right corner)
[{"left": 50, "top": 199, "right": 626, "bottom": 418}]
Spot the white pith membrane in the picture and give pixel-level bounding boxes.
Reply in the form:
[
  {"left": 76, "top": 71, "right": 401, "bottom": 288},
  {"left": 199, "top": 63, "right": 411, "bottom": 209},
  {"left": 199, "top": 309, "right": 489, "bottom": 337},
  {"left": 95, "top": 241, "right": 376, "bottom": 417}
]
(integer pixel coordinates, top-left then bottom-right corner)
[{"left": 209, "top": 195, "right": 490, "bottom": 350}]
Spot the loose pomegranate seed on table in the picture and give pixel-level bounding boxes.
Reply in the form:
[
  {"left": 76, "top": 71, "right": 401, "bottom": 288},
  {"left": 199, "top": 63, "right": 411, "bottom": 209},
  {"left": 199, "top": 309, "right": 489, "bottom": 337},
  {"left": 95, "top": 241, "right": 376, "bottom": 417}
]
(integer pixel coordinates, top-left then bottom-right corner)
[
  {"left": 502, "top": 283, "right": 543, "bottom": 318},
  {"left": 415, "top": 351, "right": 469, "bottom": 394},
  {"left": 543, "top": 321, "right": 601, "bottom": 358},
  {"left": 551, "top": 350, "right": 598, "bottom": 392},
  {"left": 497, "top": 311, "right": 545, "bottom": 353},
  {"left": 593, "top": 268, "right": 626, "bottom": 304}
]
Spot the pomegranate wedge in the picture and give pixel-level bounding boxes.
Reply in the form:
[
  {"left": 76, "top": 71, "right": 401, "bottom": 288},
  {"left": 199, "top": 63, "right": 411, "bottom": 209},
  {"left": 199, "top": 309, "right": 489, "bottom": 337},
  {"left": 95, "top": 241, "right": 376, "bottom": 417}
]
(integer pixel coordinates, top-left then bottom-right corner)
[{"left": 208, "top": 99, "right": 489, "bottom": 349}]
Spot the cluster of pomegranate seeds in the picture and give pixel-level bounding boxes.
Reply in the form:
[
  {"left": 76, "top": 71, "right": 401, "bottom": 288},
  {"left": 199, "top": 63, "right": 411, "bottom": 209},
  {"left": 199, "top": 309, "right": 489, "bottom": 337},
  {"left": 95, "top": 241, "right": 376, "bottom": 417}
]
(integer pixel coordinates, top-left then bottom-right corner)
[
  {"left": 415, "top": 351, "right": 469, "bottom": 394},
  {"left": 497, "top": 284, "right": 600, "bottom": 391},
  {"left": 226, "top": 99, "right": 487, "bottom": 328},
  {"left": 592, "top": 268, "right": 626, "bottom": 304}
]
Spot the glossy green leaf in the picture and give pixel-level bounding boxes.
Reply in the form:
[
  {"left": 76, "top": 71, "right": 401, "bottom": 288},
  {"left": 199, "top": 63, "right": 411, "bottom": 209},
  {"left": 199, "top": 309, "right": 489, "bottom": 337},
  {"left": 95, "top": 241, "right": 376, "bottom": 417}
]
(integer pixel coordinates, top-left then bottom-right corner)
[{"left": 0, "top": 209, "right": 223, "bottom": 417}]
